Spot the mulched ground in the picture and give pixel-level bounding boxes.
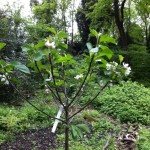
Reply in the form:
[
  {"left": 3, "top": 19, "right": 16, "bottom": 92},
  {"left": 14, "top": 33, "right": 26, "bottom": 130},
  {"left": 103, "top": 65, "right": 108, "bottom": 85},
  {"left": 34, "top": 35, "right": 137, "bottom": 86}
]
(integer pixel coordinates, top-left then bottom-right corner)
[{"left": 0, "top": 127, "right": 60, "bottom": 150}]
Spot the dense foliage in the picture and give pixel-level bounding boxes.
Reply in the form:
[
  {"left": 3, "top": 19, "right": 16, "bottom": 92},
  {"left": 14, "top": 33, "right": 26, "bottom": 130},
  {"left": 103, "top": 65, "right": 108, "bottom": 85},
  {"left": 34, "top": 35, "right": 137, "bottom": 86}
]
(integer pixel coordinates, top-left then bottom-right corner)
[{"left": 92, "top": 81, "right": 150, "bottom": 125}]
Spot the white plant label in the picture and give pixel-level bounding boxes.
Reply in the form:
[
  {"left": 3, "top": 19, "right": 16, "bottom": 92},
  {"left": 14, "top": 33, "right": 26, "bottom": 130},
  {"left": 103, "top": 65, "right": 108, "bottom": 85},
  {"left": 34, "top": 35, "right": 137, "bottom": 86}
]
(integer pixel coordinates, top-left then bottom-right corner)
[{"left": 51, "top": 105, "right": 64, "bottom": 133}]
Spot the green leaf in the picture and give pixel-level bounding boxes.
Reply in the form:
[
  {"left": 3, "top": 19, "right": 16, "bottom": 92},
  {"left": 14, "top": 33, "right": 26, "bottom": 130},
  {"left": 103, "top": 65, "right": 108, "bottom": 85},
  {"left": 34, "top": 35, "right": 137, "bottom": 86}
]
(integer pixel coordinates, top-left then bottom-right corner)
[
  {"left": 90, "top": 29, "right": 98, "bottom": 38},
  {"left": 119, "top": 55, "right": 124, "bottom": 63},
  {"left": 5, "top": 64, "right": 14, "bottom": 72},
  {"left": 77, "top": 124, "right": 90, "bottom": 133},
  {"left": 0, "top": 59, "right": 6, "bottom": 67},
  {"left": 100, "top": 35, "right": 116, "bottom": 44},
  {"left": 46, "top": 27, "right": 56, "bottom": 35},
  {"left": 57, "top": 54, "right": 72, "bottom": 63},
  {"left": 100, "top": 45, "right": 113, "bottom": 59},
  {"left": 56, "top": 80, "right": 64, "bottom": 86},
  {"left": 33, "top": 51, "right": 45, "bottom": 61},
  {"left": 71, "top": 125, "right": 78, "bottom": 139},
  {"left": 35, "top": 41, "right": 45, "bottom": 49},
  {"left": 58, "top": 31, "right": 68, "bottom": 38},
  {"left": 0, "top": 43, "right": 6, "bottom": 51},
  {"left": 86, "top": 42, "right": 93, "bottom": 51},
  {"left": 58, "top": 43, "right": 68, "bottom": 49},
  {"left": 75, "top": 127, "right": 83, "bottom": 138},
  {"left": 11, "top": 61, "right": 30, "bottom": 74},
  {"left": 22, "top": 43, "right": 34, "bottom": 52}
]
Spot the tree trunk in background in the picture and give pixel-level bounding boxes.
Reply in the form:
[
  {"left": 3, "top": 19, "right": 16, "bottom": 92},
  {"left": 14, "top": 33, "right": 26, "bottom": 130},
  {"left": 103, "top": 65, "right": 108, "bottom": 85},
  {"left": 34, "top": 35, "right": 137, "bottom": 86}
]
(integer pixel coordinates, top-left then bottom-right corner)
[
  {"left": 148, "top": 25, "right": 150, "bottom": 51},
  {"left": 71, "top": 0, "right": 75, "bottom": 47},
  {"left": 114, "top": 0, "right": 128, "bottom": 50},
  {"left": 145, "top": 24, "right": 150, "bottom": 52}
]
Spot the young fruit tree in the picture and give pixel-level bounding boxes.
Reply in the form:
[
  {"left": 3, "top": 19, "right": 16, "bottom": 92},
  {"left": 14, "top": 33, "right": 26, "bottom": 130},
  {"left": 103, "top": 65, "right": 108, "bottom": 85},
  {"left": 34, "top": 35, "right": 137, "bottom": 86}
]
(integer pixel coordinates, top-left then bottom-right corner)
[{"left": 0, "top": 29, "right": 131, "bottom": 150}]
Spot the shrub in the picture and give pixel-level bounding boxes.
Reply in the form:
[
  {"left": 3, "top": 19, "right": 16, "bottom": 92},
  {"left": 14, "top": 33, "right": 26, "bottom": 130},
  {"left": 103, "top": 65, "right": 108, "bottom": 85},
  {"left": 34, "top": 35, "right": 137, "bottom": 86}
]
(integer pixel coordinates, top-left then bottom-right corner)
[
  {"left": 93, "top": 81, "right": 150, "bottom": 125},
  {"left": 128, "top": 44, "right": 147, "bottom": 52}
]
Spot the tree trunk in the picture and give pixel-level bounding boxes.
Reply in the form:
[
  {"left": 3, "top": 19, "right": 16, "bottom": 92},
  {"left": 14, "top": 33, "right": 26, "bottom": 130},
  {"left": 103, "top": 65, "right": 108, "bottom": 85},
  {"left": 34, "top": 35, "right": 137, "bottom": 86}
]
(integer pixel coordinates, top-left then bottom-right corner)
[
  {"left": 65, "top": 107, "right": 69, "bottom": 150},
  {"left": 71, "top": 0, "right": 75, "bottom": 47},
  {"left": 148, "top": 25, "right": 150, "bottom": 51},
  {"left": 114, "top": 0, "right": 128, "bottom": 50},
  {"left": 146, "top": 25, "right": 150, "bottom": 51}
]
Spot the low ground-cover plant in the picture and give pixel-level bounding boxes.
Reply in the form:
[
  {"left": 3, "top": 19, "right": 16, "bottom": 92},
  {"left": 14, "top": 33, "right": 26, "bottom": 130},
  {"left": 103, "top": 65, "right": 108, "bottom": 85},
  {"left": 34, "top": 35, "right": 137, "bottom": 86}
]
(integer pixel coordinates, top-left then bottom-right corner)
[
  {"left": 0, "top": 96, "right": 56, "bottom": 144},
  {"left": 0, "top": 98, "right": 149, "bottom": 149},
  {"left": 57, "top": 109, "right": 150, "bottom": 150},
  {"left": 137, "top": 127, "right": 150, "bottom": 150},
  {"left": 92, "top": 81, "right": 150, "bottom": 125}
]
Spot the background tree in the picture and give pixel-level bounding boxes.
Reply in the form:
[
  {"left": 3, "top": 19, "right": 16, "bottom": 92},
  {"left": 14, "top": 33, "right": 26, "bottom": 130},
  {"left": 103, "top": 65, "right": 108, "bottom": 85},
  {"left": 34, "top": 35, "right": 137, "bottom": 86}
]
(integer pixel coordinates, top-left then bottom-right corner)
[
  {"left": 27, "top": 0, "right": 57, "bottom": 42},
  {"left": 0, "top": 4, "right": 26, "bottom": 58},
  {"left": 86, "top": 0, "right": 114, "bottom": 34},
  {"left": 76, "top": 0, "right": 95, "bottom": 47},
  {"left": 113, "top": 0, "right": 128, "bottom": 50},
  {"left": 134, "top": 0, "right": 150, "bottom": 51},
  {"left": 76, "top": 0, "right": 128, "bottom": 49},
  {"left": 54, "top": 0, "right": 71, "bottom": 32}
]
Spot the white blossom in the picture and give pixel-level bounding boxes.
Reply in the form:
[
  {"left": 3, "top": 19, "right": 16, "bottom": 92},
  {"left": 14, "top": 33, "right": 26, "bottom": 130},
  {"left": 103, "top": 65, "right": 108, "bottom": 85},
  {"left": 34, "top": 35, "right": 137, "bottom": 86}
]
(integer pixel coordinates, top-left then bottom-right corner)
[
  {"left": 125, "top": 67, "right": 131, "bottom": 76},
  {"left": 45, "top": 40, "right": 55, "bottom": 49},
  {"left": 106, "top": 62, "right": 118, "bottom": 71},
  {"left": 109, "top": 83, "right": 113, "bottom": 87},
  {"left": 4, "top": 80, "right": 9, "bottom": 85},
  {"left": 123, "top": 62, "right": 129, "bottom": 68},
  {"left": 0, "top": 74, "right": 9, "bottom": 85},
  {"left": 99, "top": 80, "right": 104, "bottom": 86},
  {"left": 113, "top": 61, "right": 118, "bottom": 67},
  {"left": 45, "top": 89, "right": 50, "bottom": 93},
  {"left": 123, "top": 62, "right": 131, "bottom": 76},
  {"left": 74, "top": 74, "right": 83, "bottom": 80},
  {"left": 1, "top": 78, "right": 5, "bottom": 82},
  {"left": 106, "top": 63, "right": 111, "bottom": 70}
]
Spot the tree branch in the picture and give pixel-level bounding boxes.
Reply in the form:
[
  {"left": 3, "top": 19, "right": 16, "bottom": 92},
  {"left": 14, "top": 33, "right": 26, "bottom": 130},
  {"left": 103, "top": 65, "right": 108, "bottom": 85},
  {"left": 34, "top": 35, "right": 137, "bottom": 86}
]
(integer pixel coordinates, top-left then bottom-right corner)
[
  {"left": 68, "top": 55, "right": 95, "bottom": 107},
  {"left": 4, "top": 72, "right": 66, "bottom": 123},
  {"left": 34, "top": 61, "right": 59, "bottom": 101},
  {"left": 69, "top": 81, "right": 109, "bottom": 120},
  {"left": 48, "top": 53, "right": 65, "bottom": 107}
]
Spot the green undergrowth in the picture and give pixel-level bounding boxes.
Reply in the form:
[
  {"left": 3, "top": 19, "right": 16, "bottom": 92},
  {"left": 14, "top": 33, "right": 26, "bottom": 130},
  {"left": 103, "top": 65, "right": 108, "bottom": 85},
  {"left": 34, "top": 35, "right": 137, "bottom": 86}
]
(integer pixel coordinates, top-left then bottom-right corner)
[
  {"left": 0, "top": 82, "right": 150, "bottom": 149},
  {"left": 0, "top": 92, "right": 57, "bottom": 144},
  {"left": 57, "top": 109, "right": 150, "bottom": 150},
  {"left": 81, "top": 81, "right": 150, "bottom": 125}
]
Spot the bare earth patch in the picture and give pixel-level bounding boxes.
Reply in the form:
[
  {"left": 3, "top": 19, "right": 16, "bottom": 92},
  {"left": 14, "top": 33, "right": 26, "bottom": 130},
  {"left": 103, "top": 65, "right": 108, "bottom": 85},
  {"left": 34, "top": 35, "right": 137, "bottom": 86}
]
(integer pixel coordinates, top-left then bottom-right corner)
[{"left": 0, "top": 127, "right": 59, "bottom": 150}]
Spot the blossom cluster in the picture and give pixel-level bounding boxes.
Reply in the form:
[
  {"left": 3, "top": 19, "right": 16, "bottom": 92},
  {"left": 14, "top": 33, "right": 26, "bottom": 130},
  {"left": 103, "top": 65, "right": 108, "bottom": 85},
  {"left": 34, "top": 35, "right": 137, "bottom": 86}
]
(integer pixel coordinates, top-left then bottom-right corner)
[
  {"left": 0, "top": 74, "right": 9, "bottom": 85},
  {"left": 106, "top": 61, "right": 118, "bottom": 71},
  {"left": 45, "top": 40, "right": 56, "bottom": 49},
  {"left": 74, "top": 74, "right": 83, "bottom": 80},
  {"left": 123, "top": 62, "right": 131, "bottom": 76},
  {"left": 106, "top": 61, "right": 131, "bottom": 77}
]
